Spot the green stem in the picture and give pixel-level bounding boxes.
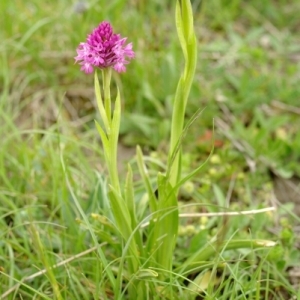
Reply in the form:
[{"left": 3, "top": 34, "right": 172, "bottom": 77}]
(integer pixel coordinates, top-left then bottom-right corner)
[
  {"left": 102, "top": 68, "right": 112, "bottom": 124},
  {"left": 109, "top": 89, "right": 121, "bottom": 194},
  {"left": 101, "top": 70, "right": 120, "bottom": 194}
]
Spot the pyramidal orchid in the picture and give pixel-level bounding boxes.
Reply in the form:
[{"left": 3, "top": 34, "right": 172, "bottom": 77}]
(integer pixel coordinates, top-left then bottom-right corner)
[
  {"left": 75, "top": 21, "right": 135, "bottom": 74},
  {"left": 71, "top": 4, "right": 277, "bottom": 298}
]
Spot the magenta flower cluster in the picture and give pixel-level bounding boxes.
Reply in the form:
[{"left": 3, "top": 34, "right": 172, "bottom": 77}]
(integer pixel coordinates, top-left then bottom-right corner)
[{"left": 75, "top": 21, "right": 135, "bottom": 74}]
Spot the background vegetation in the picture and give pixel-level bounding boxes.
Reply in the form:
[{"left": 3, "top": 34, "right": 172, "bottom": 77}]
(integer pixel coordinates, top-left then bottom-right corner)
[{"left": 1, "top": 0, "right": 300, "bottom": 299}]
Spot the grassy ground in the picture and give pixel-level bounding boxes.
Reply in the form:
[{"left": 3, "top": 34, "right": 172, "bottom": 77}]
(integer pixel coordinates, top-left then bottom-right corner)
[{"left": 1, "top": 0, "right": 300, "bottom": 299}]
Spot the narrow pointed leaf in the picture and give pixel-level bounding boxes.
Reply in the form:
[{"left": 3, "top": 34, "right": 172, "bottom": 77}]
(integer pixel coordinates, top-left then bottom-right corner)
[{"left": 136, "top": 146, "right": 158, "bottom": 212}]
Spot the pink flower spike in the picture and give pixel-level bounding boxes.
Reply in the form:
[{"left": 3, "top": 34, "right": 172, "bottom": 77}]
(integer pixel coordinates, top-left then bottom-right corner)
[{"left": 75, "top": 21, "right": 135, "bottom": 73}]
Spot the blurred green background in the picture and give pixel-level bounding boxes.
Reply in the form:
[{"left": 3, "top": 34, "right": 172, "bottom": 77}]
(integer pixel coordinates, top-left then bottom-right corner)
[
  {"left": 1, "top": 0, "right": 300, "bottom": 298},
  {"left": 2, "top": 0, "right": 300, "bottom": 200}
]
